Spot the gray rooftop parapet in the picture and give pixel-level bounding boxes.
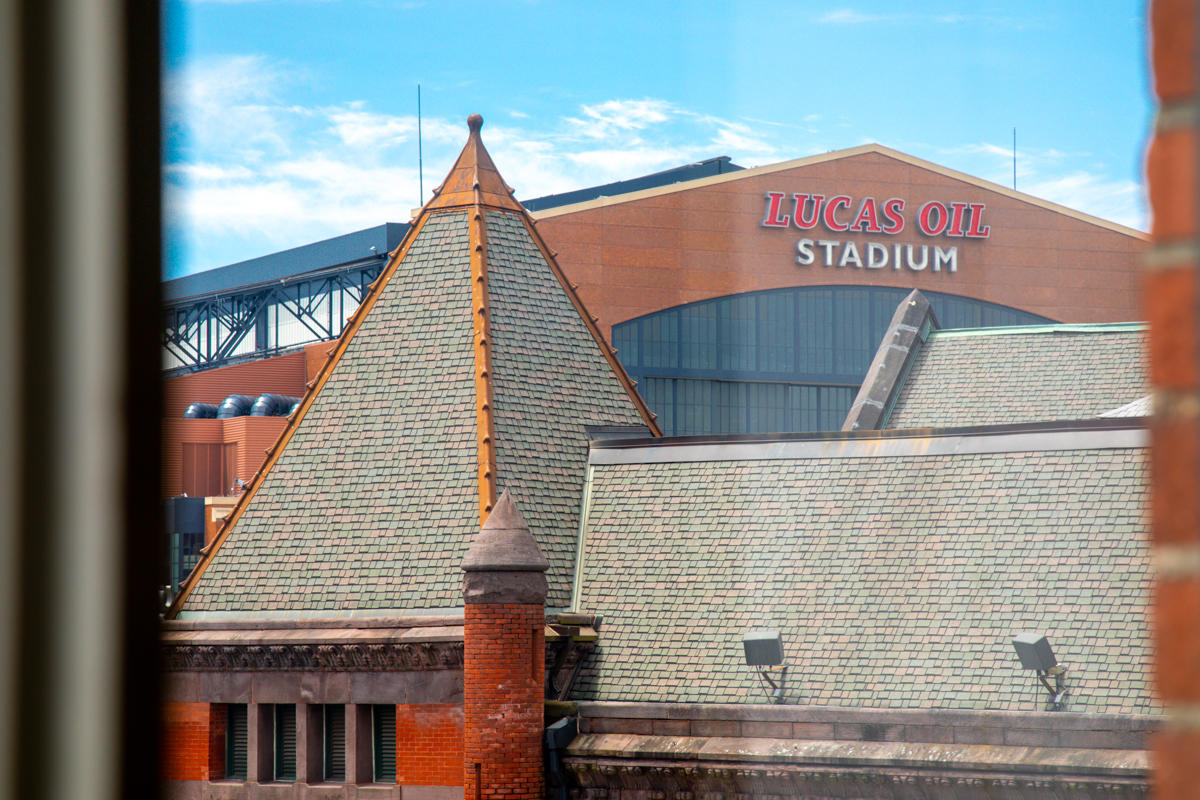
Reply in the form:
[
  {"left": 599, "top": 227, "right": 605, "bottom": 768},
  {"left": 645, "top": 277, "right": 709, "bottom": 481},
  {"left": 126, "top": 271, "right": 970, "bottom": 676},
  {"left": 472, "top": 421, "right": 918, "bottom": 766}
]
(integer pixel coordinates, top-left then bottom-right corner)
[
  {"left": 842, "top": 289, "right": 938, "bottom": 431},
  {"left": 462, "top": 490, "right": 549, "bottom": 605}
]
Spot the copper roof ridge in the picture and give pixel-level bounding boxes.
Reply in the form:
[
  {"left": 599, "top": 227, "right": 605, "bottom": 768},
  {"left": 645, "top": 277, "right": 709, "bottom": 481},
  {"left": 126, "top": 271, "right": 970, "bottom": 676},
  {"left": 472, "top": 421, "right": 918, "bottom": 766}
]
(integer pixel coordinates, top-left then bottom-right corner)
[
  {"left": 440, "top": 113, "right": 660, "bottom": 438},
  {"left": 167, "top": 211, "right": 433, "bottom": 618},
  {"left": 426, "top": 114, "right": 523, "bottom": 213},
  {"left": 470, "top": 181, "right": 500, "bottom": 521}
]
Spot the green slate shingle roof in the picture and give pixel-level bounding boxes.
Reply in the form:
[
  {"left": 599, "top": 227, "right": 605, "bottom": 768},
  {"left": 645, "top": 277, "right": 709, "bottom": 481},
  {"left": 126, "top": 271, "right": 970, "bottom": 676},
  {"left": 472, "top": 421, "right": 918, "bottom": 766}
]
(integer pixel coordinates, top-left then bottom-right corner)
[
  {"left": 574, "top": 432, "right": 1153, "bottom": 714},
  {"left": 179, "top": 127, "right": 649, "bottom": 615},
  {"left": 486, "top": 209, "right": 646, "bottom": 605},
  {"left": 885, "top": 325, "right": 1147, "bottom": 429}
]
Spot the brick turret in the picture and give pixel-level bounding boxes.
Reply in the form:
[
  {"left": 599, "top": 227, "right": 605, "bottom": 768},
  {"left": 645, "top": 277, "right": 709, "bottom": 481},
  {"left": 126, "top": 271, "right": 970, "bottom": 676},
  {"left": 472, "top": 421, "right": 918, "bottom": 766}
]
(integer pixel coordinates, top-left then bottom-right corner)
[{"left": 462, "top": 490, "right": 548, "bottom": 799}]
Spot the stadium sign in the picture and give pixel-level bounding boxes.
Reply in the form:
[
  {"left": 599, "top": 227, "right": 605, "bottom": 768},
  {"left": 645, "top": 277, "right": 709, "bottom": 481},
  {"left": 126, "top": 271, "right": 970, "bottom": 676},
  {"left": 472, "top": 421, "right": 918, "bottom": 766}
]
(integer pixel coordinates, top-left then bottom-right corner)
[{"left": 760, "top": 192, "right": 992, "bottom": 274}]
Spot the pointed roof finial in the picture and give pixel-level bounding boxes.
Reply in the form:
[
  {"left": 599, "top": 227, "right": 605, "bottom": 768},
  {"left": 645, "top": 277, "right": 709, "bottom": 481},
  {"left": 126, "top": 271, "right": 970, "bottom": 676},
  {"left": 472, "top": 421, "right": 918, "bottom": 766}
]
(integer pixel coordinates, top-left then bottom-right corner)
[
  {"left": 462, "top": 490, "right": 548, "bottom": 573},
  {"left": 425, "top": 112, "right": 521, "bottom": 211}
]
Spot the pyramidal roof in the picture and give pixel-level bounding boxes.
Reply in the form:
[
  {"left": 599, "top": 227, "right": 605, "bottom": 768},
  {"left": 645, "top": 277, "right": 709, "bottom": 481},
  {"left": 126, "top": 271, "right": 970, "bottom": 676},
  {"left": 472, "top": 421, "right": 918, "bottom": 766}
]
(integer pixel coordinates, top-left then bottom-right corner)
[{"left": 172, "top": 116, "right": 659, "bottom": 617}]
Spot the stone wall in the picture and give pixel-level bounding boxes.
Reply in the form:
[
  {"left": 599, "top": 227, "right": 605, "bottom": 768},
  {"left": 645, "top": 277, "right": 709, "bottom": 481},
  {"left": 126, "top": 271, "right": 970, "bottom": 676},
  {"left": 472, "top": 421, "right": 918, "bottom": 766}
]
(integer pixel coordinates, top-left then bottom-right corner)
[{"left": 565, "top": 702, "right": 1156, "bottom": 800}]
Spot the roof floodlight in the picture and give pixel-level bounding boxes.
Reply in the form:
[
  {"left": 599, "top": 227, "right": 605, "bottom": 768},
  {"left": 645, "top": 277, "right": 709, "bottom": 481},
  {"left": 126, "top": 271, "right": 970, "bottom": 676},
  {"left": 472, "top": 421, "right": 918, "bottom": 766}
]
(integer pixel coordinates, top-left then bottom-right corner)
[
  {"left": 743, "top": 630, "right": 783, "bottom": 666},
  {"left": 1012, "top": 633, "right": 1068, "bottom": 711},
  {"left": 743, "top": 630, "right": 787, "bottom": 704}
]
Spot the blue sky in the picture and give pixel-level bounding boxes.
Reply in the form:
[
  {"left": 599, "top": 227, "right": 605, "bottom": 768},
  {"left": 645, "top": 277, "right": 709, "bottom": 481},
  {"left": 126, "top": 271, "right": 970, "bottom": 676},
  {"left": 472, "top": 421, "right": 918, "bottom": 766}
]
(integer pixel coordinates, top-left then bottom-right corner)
[{"left": 164, "top": 1, "right": 1151, "bottom": 278}]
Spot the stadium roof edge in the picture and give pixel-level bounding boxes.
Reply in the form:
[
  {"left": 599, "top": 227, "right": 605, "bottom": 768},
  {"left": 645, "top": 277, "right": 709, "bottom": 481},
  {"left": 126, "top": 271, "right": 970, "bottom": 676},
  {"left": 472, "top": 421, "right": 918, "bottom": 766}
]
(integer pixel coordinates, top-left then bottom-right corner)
[
  {"left": 163, "top": 223, "right": 407, "bottom": 302},
  {"left": 163, "top": 156, "right": 744, "bottom": 301},
  {"left": 531, "top": 143, "right": 1149, "bottom": 241}
]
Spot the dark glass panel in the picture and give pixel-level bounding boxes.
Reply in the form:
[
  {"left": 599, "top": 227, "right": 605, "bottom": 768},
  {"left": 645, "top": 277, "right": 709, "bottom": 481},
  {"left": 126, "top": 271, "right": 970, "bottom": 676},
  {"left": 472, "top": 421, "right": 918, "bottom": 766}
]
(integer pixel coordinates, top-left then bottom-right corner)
[
  {"left": 323, "top": 705, "right": 346, "bottom": 782},
  {"left": 717, "top": 294, "right": 756, "bottom": 371},
  {"left": 612, "top": 323, "right": 638, "bottom": 369},
  {"left": 679, "top": 301, "right": 717, "bottom": 370},
  {"left": 372, "top": 705, "right": 396, "bottom": 783},
  {"left": 226, "top": 704, "right": 248, "bottom": 780},
  {"left": 274, "top": 704, "right": 296, "bottom": 781}
]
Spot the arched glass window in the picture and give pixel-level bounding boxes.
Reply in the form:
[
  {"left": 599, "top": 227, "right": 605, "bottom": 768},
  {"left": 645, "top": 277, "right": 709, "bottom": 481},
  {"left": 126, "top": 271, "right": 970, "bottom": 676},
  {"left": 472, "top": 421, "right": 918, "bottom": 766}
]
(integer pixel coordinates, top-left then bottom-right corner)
[{"left": 612, "top": 285, "right": 1053, "bottom": 435}]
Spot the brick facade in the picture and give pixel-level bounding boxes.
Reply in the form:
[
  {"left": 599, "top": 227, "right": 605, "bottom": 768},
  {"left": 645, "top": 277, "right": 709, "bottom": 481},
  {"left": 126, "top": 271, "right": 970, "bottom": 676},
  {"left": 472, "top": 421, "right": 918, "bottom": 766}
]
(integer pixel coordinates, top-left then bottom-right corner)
[
  {"left": 162, "top": 701, "right": 223, "bottom": 782},
  {"left": 395, "top": 703, "right": 464, "bottom": 786},
  {"left": 1146, "top": 2, "right": 1200, "bottom": 798},
  {"left": 463, "top": 603, "right": 545, "bottom": 799},
  {"left": 535, "top": 148, "right": 1146, "bottom": 342}
]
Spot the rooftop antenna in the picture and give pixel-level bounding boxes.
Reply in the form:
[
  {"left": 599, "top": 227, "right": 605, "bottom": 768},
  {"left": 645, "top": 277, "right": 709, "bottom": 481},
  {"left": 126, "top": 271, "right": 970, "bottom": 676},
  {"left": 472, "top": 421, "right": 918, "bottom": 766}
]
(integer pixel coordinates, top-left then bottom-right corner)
[
  {"left": 1012, "top": 127, "right": 1017, "bottom": 190},
  {"left": 420, "top": 84, "right": 424, "bottom": 206}
]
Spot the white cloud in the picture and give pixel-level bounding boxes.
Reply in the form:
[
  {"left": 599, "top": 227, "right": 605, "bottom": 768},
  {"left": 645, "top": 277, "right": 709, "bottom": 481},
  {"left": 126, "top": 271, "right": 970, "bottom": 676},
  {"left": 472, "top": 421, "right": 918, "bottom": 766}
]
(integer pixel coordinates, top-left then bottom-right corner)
[
  {"left": 326, "top": 107, "right": 416, "bottom": 148},
  {"left": 568, "top": 99, "right": 675, "bottom": 138},
  {"left": 1023, "top": 173, "right": 1143, "bottom": 230},
  {"left": 924, "top": 140, "right": 1146, "bottom": 230},
  {"left": 165, "top": 55, "right": 1144, "bottom": 274},
  {"left": 817, "top": 9, "right": 903, "bottom": 24},
  {"left": 166, "top": 54, "right": 304, "bottom": 157},
  {"left": 710, "top": 125, "right": 776, "bottom": 156},
  {"left": 817, "top": 9, "right": 1030, "bottom": 28},
  {"left": 167, "top": 65, "right": 799, "bottom": 269}
]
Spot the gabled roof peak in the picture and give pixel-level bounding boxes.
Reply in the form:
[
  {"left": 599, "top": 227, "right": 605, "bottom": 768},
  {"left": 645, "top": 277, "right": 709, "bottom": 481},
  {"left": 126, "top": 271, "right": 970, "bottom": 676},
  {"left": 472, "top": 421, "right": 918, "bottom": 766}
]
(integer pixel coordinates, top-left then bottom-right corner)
[{"left": 426, "top": 114, "right": 523, "bottom": 212}]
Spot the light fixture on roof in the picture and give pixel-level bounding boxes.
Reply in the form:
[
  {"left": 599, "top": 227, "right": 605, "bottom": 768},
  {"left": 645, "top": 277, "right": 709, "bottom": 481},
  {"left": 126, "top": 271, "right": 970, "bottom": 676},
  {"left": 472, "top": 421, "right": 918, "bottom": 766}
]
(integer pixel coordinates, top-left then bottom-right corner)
[
  {"left": 743, "top": 630, "right": 787, "bottom": 704},
  {"left": 1012, "top": 633, "right": 1068, "bottom": 711}
]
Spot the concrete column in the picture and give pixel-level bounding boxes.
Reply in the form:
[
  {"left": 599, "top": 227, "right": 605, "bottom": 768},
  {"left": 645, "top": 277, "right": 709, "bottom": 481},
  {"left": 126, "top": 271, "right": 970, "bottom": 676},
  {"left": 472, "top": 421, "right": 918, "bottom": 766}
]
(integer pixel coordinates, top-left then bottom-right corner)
[
  {"left": 350, "top": 704, "right": 373, "bottom": 784},
  {"left": 462, "top": 490, "right": 549, "bottom": 800}
]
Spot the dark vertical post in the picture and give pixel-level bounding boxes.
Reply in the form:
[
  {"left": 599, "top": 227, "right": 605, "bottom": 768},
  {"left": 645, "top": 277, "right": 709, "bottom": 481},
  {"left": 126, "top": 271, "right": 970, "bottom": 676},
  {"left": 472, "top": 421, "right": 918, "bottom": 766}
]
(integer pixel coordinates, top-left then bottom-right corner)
[
  {"left": 418, "top": 84, "right": 424, "bottom": 206},
  {"left": 10, "top": 0, "right": 162, "bottom": 798}
]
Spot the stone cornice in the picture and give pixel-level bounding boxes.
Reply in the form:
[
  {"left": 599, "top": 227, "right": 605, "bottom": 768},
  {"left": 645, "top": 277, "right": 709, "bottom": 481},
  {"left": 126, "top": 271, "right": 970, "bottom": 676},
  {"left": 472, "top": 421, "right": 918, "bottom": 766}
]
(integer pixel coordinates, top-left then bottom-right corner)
[
  {"left": 566, "top": 755, "right": 1148, "bottom": 800},
  {"left": 163, "top": 640, "right": 464, "bottom": 672}
]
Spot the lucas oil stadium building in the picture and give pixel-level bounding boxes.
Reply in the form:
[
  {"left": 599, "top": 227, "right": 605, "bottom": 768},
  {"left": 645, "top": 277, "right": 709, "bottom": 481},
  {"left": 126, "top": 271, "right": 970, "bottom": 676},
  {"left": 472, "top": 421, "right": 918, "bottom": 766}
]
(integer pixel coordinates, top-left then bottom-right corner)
[
  {"left": 163, "top": 135, "right": 1144, "bottom": 444},
  {"left": 160, "top": 117, "right": 1154, "bottom": 798}
]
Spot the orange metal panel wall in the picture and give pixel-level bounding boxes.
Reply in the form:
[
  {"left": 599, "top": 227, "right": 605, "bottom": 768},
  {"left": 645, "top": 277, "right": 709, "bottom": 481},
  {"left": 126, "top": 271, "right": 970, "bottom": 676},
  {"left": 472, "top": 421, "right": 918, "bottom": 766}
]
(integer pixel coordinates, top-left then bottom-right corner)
[
  {"left": 162, "top": 419, "right": 222, "bottom": 497},
  {"left": 164, "top": 349, "right": 307, "bottom": 419},
  {"left": 164, "top": 349, "right": 306, "bottom": 499},
  {"left": 536, "top": 152, "right": 1147, "bottom": 341},
  {"left": 162, "top": 417, "right": 287, "bottom": 498},
  {"left": 221, "top": 415, "right": 288, "bottom": 484},
  {"left": 303, "top": 340, "right": 333, "bottom": 384}
]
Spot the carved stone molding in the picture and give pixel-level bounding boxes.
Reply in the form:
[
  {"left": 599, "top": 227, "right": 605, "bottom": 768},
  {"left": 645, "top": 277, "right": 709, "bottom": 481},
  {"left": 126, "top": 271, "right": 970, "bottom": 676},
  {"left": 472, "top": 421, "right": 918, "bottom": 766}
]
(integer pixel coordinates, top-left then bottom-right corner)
[
  {"left": 164, "top": 640, "right": 464, "bottom": 672},
  {"left": 565, "top": 757, "right": 1148, "bottom": 800}
]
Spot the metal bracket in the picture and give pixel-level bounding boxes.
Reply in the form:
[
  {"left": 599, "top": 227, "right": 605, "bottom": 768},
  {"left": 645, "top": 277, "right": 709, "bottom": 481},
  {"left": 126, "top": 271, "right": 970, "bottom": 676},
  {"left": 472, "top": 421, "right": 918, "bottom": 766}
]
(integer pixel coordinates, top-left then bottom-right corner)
[
  {"left": 1037, "top": 665, "right": 1068, "bottom": 710},
  {"left": 758, "top": 665, "right": 788, "bottom": 704}
]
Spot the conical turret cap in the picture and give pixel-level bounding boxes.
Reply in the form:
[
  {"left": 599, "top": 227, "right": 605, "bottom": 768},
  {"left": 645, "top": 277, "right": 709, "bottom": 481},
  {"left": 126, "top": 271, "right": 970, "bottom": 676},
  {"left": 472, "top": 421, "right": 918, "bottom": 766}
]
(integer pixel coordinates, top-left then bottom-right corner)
[{"left": 462, "top": 490, "right": 549, "bottom": 573}]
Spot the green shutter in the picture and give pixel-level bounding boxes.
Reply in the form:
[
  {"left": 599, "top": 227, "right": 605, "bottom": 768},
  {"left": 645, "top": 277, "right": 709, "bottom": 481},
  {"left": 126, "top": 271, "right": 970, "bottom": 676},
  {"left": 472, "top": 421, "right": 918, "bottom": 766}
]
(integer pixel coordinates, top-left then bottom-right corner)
[
  {"left": 323, "top": 705, "right": 346, "bottom": 782},
  {"left": 372, "top": 705, "right": 396, "bottom": 783},
  {"left": 225, "top": 704, "right": 247, "bottom": 780},
  {"left": 274, "top": 704, "right": 296, "bottom": 781}
]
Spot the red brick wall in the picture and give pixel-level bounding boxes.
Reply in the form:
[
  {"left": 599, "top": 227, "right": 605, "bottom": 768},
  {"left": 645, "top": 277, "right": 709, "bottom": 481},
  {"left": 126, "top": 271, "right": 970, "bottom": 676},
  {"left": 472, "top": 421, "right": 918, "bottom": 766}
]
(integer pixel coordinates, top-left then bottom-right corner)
[
  {"left": 464, "top": 603, "right": 545, "bottom": 799},
  {"left": 162, "top": 701, "right": 223, "bottom": 781},
  {"left": 395, "top": 703, "right": 463, "bottom": 786},
  {"left": 538, "top": 150, "right": 1146, "bottom": 341},
  {"left": 1146, "top": 2, "right": 1200, "bottom": 797}
]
